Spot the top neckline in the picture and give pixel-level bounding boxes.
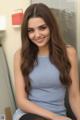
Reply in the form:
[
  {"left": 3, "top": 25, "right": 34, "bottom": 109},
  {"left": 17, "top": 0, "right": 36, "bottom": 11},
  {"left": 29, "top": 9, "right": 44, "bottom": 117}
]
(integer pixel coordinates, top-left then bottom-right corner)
[{"left": 38, "top": 55, "right": 49, "bottom": 58}]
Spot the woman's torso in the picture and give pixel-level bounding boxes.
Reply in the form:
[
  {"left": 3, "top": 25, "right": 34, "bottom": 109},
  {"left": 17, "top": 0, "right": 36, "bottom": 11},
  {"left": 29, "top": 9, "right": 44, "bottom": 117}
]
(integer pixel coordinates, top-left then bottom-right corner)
[{"left": 13, "top": 55, "right": 66, "bottom": 120}]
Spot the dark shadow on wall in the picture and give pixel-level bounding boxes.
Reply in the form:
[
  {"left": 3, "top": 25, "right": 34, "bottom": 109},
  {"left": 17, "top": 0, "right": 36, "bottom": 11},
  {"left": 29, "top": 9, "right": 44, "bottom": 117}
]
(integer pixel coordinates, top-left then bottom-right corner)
[{"left": 50, "top": 8, "right": 77, "bottom": 48}]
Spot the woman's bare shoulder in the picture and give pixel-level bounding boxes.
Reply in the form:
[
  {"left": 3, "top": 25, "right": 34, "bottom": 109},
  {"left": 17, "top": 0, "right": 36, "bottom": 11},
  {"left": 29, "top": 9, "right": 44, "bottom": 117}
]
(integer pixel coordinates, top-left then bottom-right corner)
[
  {"left": 66, "top": 44, "right": 77, "bottom": 61},
  {"left": 14, "top": 49, "right": 21, "bottom": 62}
]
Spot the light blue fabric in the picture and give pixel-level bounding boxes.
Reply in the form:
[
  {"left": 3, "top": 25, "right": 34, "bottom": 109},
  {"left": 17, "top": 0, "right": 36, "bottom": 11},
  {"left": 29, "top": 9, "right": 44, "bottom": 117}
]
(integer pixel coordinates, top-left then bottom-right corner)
[{"left": 13, "top": 56, "right": 66, "bottom": 120}]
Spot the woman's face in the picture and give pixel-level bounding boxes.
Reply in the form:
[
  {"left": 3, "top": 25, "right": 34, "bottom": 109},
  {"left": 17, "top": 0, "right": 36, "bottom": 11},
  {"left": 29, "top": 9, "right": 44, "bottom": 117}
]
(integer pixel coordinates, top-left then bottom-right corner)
[{"left": 27, "top": 17, "right": 50, "bottom": 48}]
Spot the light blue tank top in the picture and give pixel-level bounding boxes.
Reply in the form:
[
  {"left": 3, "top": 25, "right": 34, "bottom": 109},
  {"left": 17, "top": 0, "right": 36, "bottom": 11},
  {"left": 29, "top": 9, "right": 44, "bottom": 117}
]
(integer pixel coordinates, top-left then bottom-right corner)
[{"left": 13, "top": 56, "right": 66, "bottom": 120}]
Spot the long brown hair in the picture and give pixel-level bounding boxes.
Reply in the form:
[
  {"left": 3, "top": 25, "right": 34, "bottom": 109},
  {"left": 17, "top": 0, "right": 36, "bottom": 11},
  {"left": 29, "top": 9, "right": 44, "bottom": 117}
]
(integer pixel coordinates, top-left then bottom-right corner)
[{"left": 21, "top": 3, "right": 72, "bottom": 93}]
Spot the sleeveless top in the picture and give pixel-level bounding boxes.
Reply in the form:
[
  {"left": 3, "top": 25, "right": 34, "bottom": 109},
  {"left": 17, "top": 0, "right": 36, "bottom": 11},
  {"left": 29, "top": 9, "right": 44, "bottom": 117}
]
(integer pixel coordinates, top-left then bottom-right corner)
[{"left": 13, "top": 56, "right": 66, "bottom": 120}]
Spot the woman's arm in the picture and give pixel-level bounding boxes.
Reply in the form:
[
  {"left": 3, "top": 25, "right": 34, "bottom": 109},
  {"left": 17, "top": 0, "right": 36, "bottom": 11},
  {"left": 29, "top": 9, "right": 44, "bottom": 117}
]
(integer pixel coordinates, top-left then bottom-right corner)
[{"left": 67, "top": 47, "right": 80, "bottom": 120}]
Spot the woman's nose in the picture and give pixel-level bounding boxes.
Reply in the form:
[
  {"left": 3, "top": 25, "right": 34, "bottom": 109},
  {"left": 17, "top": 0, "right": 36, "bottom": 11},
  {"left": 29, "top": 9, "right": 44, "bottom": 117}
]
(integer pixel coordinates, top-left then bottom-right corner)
[{"left": 34, "top": 30, "right": 40, "bottom": 38}]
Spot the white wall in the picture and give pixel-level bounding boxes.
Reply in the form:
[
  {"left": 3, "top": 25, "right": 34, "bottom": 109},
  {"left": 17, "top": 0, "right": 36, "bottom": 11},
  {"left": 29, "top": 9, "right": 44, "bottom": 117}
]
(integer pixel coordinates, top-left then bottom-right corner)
[{"left": 0, "top": 0, "right": 31, "bottom": 92}]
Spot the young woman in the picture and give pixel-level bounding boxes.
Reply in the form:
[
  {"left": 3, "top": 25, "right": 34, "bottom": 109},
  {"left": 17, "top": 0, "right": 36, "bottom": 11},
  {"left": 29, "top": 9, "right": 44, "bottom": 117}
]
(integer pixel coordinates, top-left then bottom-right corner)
[{"left": 13, "top": 3, "right": 80, "bottom": 120}]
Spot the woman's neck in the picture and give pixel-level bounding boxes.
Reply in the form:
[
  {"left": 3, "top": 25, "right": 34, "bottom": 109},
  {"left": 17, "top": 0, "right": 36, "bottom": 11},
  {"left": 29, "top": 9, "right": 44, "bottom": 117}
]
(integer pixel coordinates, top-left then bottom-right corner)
[{"left": 38, "top": 45, "right": 49, "bottom": 56}]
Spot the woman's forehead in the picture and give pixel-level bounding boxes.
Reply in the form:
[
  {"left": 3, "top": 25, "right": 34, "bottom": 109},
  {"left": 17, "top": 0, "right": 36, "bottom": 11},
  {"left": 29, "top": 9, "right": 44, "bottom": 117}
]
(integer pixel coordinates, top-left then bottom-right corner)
[{"left": 28, "top": 17, "right": 46, "bottom": 28}]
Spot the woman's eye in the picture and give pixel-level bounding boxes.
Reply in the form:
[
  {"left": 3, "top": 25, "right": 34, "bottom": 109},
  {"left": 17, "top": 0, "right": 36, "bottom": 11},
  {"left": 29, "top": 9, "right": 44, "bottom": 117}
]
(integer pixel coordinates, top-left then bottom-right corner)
[
  {"left": 39, "top": 25, "right": 47, "bottom": 30},
  {"left": 27, "top": 29, "right": 34, "bottom": 33}
]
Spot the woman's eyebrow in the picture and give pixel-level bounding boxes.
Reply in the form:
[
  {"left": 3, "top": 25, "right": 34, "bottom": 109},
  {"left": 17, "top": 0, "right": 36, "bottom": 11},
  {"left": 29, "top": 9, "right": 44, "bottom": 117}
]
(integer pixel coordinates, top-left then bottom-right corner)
[{"left": 38, "top": 24, "right": 47, "bottom": 27}]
